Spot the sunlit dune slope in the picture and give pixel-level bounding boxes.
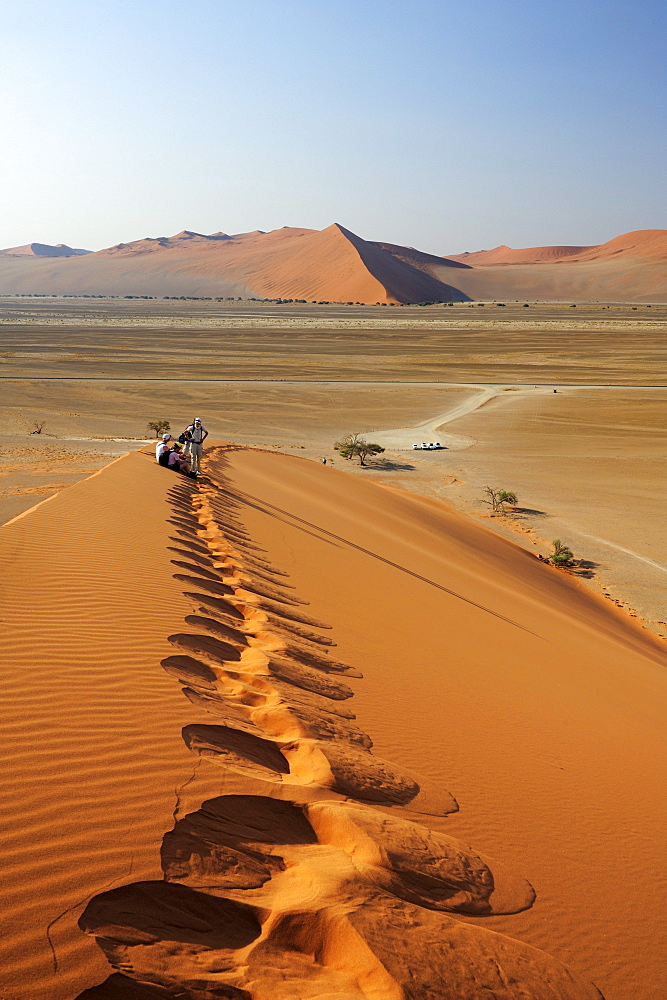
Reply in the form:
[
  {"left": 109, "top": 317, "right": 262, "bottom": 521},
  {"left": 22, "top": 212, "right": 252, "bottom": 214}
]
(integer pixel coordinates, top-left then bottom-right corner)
[
  {"left": 438, "top": 229, "right": 667, "bottom": 300},
  {"left": 209, "top": 447, "right": 667, "bottom": 1000},
  {"left": 566, "top": 228, "right": 667, "bottom": 262},
  {"left": 448, "top": 229, "right": 667, "bottom": 266}
]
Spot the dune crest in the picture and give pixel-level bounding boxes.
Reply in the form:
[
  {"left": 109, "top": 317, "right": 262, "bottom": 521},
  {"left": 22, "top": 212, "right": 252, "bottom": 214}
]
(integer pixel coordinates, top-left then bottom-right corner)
[{"left": 0, "top": 241, "right": 91, "bottom": 257}]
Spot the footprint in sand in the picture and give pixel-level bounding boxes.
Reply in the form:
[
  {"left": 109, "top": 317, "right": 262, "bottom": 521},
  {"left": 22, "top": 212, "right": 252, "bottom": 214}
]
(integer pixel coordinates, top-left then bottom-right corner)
[{"left": 75, "top": 456, "right": 603, "bottom": 1000}]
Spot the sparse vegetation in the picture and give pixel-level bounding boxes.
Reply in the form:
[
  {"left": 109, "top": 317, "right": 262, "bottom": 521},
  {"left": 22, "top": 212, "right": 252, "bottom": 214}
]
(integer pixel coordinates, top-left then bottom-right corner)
[
  {"left": 547, "top": 538, "right": 574, "bottom": 566},
  {"left": 335, "top": 433, "right": 385, "bottom": 467},
  {"left": 147, "top": 419, "right": 171, "bottom": 438},
  {"left": 482, "top": 486, "right": 518, "bottom": 514},
  {"left": 30, "top": 421, "right": 46, "bottom": 435}
]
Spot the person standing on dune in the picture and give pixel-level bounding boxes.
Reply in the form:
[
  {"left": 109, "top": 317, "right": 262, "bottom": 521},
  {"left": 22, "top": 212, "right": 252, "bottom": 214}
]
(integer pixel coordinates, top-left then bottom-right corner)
[{"left": 184, "top": 417, "right": 208, "bottom": 475}]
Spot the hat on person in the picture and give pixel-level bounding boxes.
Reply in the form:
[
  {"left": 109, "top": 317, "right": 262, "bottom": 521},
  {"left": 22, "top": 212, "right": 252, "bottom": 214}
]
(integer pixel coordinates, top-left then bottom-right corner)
[
  {"left": 162, "top": 433, "right": 172, "bottom": 440},
  {"left": 194, "top": 417, "right": 202, "bottom": 423}
]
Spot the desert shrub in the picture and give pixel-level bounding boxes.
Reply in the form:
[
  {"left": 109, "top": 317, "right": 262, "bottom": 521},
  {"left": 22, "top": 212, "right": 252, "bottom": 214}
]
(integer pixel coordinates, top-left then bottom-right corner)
[
  {"left": 335, "top": 433, "right": 385, "bottom": 467},
  {"left": 548, "top": 539, "right": 574, "bottom": 566},
  {"left": 482, "top": 486, "right": 518, "bottom": 514},
  {"left": 147, "top": 419, "right": 171, "bottom": 438}
]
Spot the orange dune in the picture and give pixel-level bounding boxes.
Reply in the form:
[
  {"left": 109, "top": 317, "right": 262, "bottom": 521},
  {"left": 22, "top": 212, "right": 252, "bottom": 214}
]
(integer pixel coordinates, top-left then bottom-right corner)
[
  {"left": 0, "top": 223, "right": 466, "bottom": 304},
  {"left": 449, "top": 229, "right": 667, "bottom": 266},
  {"left": 0, "top": 225, "right": 665, "bottom": 302},
  {"left": 448, "top": 244, "right": 592, "bottom": 265},
  {"left": 565, "top": 228, "right": 667, "bottom": 262},
  {"left": 1, "top": 445, "right": 665, "bottom": 999}
]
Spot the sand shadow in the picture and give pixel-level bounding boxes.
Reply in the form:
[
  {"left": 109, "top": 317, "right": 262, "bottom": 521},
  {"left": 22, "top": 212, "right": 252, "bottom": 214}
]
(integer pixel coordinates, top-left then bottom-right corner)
[
  {"left": 572, "top": 559, "right": 599, "bottom": 579},
  {"left": 368, "top": 458, "right": 417, "bottom": 471}
]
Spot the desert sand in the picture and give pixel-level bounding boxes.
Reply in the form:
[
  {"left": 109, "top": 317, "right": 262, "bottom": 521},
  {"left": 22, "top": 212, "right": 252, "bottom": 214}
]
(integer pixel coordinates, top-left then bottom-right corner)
[
  {"left": 1, "top": 443, "right": 666, "bottom": 1000},
  {"left": 0, "top": 225, "right": 665, "bottom": 302},
  {"left": 1, "top": 298, "right": 665, "bottom": 998},
  {"left": 2, "top": 298, "right": 665, "bottom": 631}
]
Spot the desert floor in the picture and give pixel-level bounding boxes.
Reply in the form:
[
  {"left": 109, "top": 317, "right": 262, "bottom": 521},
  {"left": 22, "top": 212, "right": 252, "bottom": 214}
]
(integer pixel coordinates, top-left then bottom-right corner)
[{"left": 2, "top": 298, "right": 665, "bottom": 636}]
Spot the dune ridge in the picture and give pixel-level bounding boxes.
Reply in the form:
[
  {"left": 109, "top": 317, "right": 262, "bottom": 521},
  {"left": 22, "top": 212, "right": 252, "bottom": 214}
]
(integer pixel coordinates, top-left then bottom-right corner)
[
  {"left": 68, "top": 447, "right": 605, "bottom": 999},
  {"left": 1, "top": 225, "right": 665, "bottom": 302}
]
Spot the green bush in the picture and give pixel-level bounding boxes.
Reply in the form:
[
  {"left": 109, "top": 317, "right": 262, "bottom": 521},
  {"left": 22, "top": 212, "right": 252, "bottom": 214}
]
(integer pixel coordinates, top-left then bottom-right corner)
[
  {"left": 482, "top": 486, "right": 518, "bottom": 513},
  {"left": 147, "top": 419, "right": 171, "bottom": 438},
  {"left": 548, "top": 539, "right": 574, "bottom": 566},
  {"left": 335, "top": 433, "right": 385, "bottom": 467}
]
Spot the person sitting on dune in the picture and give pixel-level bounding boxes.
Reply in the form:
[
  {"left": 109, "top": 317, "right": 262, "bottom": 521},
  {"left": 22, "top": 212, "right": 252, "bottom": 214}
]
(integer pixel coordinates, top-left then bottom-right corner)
[
  {"left": 155, "top": 433, "right": 172, "bottom": 466},
  {"left": 168, "top": 443, "right": 192, "bottom": 476}
]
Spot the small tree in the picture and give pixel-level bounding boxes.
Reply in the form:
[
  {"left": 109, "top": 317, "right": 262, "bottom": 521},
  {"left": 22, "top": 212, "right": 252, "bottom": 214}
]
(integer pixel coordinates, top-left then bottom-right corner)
[
  {"left": 548, "top": 539, "right": 574, "bottom": 566},
  {"left": 335, "top": 433, "right": 385, "bottom": 467},
  {"left": 147, "top": 419, "right": 171, "bottom": 438},
  {"left": 31, "top": 421, "right": 46, "bottom": 435},
  {"left": 482, "top": 486, "right": 518, "bottom": 514}
]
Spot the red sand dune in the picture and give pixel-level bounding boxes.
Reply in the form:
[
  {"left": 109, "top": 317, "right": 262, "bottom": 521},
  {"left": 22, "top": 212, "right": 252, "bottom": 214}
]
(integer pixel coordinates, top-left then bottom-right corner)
[
  {"left": 565, "top": 228, "right": 667, "bottom": 262},
  {"left": 1, "top": 445, "right": 666, "bottom": 999},
  {"left": 0, "top": 225, "right": 665, "bottom": 302},
  {"left": 448, "top": 244, "right": 592, "bottom": 266},
  {"left": 449, "top": 230, "right": 667, "bottom": 267}
]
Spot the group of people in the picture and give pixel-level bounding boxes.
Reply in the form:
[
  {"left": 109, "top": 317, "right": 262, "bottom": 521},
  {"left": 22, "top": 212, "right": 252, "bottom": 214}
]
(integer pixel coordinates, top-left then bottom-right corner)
[{"left": 155, "top": 417, "right": 208, "bottom": 477}]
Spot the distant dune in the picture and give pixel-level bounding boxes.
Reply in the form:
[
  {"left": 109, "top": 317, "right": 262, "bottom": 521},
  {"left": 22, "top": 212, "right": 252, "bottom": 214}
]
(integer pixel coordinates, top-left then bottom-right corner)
[
  {"left": 0, "top": 241, "right": 91, "bottom": 257},
  {"left": 449, "top": 229, "right": 667, "bottom": 267},
  {"left": 448, "top": 244, "right": 592, "bottom": 266},
  {"left": 0, "top": 225, "right": 665, "bottom": 302}
]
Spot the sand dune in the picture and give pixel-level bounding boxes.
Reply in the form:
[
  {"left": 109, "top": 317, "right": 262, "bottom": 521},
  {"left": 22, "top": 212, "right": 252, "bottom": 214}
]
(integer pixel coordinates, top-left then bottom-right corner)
[
  {"left": 565, "top": 228, "right": 667, "bottom": 262},
  {"left": 449, "top": 230, "right": 667, "bottom": 267},
  {"left": 1, "top": 225, "right": 665, "bottom": 302},
  {"left": 0, "top": 242, "right": 91, "bottom": 257},
  {"left": 2, "top": 444, "right": 666, "bottom": 998},
  {"left": 448, "top": 244, "right": 592, "bottom": 266}
]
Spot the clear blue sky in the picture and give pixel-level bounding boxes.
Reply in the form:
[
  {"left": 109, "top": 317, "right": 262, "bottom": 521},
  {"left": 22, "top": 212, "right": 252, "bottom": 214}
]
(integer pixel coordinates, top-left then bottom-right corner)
[{"left": 1, "top": 0, "right": 665, "bottom": 254}]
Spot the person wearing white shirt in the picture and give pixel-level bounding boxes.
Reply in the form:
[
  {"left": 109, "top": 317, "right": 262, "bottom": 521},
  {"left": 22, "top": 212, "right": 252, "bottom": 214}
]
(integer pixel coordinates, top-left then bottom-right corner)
[
  {"left": 184, "top": 418, "right": 208, "bottom": 475},
  {"left": 155, "top": 433, "right": 172, "bottom": 466}
]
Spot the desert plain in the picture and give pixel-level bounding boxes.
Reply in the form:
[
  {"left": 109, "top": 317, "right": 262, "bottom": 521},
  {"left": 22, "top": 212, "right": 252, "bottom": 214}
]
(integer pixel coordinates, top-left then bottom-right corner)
[{"left": 1, "top": 297, "right": 666, "bottom": 1000}]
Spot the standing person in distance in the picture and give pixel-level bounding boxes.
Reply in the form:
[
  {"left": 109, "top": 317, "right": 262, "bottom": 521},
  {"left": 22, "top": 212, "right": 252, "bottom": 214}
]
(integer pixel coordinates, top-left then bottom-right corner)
[{"left": 184, "top": 417, "right": 208, "bottom": 475}]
